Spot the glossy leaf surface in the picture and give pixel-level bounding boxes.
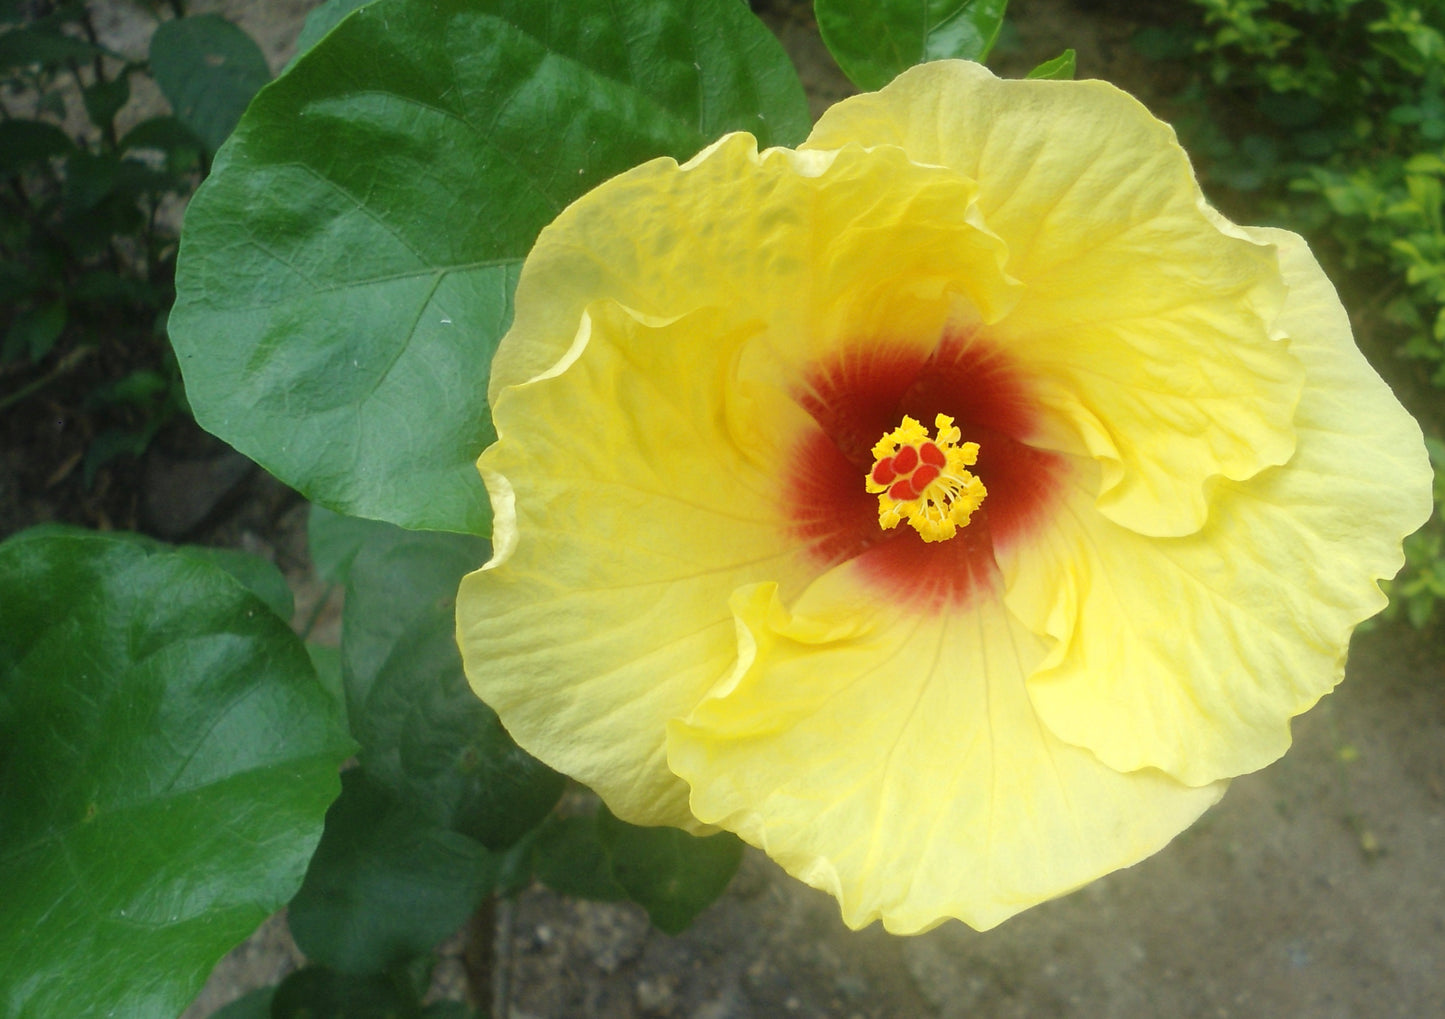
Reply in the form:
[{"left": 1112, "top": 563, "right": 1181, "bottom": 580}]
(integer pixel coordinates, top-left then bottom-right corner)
[
  {"left": 0, "top": 530, "right": 351, "bottom": 1018},
  {"left": 292, "top": 0, "right": 373, "bottom": 62},
  {"left": 170, "top": 0, "right": 810, "bottom": 536},
  {"left": 287, "top": 770, "right": 496, "bottom": 974},
  {"left": 179, "top": 544, "right": 295, "bottom": 621}
]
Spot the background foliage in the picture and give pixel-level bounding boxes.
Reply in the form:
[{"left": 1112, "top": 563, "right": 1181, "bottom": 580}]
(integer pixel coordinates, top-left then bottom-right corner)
[{"left": 0, "top": 0, "right": 271, "bottom": 481}]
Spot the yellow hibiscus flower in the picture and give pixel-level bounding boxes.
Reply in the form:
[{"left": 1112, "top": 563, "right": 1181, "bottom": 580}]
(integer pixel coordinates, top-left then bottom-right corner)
[{"left": 456, "top": 60, "right": 1432, "bottom": 933}]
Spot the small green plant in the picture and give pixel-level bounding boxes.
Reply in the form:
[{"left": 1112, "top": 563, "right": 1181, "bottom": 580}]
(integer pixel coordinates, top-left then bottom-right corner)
[{"left": 0, "top": 0, "right": 270, "bottom": 473}]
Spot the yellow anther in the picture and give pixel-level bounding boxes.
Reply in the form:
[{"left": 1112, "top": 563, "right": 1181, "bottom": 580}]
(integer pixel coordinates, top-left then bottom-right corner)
[{"left": 865, "top": 414, "right": 987, "bottom": 542}]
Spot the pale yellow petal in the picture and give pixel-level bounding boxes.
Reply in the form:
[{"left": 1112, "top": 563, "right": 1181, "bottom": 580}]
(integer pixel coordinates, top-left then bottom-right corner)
[
  {"left": 1007, "top": 229, "right": 1433, "bottom": 785},
  {"left": 459, "top": 303, "right": 795, "bottom": 828},
  {"left": 490, "top": 131, "right": 1017, "bottom": 404},
  {"left": 806, "top": 61, "right": 1304, "bottom": 538},
  {"left": 667, "top": 568, "right": 1225, "bottom": 933}
]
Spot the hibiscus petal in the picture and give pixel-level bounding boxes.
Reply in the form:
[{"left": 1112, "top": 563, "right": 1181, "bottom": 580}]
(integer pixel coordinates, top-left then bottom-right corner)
[
  {"left": 667, "top": 571, "right": 1225, "bottom": 933},
  {"left": 488, "top": 131, "right": 1017, "bottom": 404},
  {"left": 805, "top": 60, "right": 1305, "bottom": 539},
  {"left": 1007, "top": 229, "right": 1434, "bottom": 786},
  {"left": 458, "top": 301, "right": 797, "bottom": 828}
]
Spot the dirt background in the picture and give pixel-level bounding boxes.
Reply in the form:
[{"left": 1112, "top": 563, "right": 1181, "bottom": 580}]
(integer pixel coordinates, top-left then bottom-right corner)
[{"left": 6, "top": 1, "right": 1442, "bottom": 1017}]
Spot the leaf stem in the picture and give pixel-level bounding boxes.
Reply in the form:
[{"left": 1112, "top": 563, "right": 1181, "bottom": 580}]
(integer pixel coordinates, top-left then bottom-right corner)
[
  {"left": 493, "top": 896, "right": 514, "bottom": 1018},
  {"left": 297, "top": 582, "right": 336, "bottom": 642},
  {"left": 462, "top": 895, "right": 505, "bottom": 1016},
  {"left": 0, "top": 346, "right": 93, "bottom": 412}
]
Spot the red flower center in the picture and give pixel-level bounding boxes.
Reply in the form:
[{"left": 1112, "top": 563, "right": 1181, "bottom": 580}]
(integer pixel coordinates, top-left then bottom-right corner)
[{"left": 788, "top": 328, "right": 1066, "bottom": 609}]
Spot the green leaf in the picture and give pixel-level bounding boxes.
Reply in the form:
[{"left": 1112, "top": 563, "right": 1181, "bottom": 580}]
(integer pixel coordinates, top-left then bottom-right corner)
[
  {"left": 149, "top": 14, "right": 271, "bottom": 155},
  {"left": 814, "top": 0, "right": 1008, "bottom": 91},
  {"left": 0, "top": 529, "right": 352, "bottom": 1019},
  {"left": 532, "top": 814, "right": 629, "bottom": 902},
  {"left": 3, "top": 301, "right": 65, "bottom": 362},
  {"left": 0, "top": 24, "right": 105, "bottom": 73},
  {"left": 271, "top": 966, "right": 422, "bottom": 1019},
  {"left": 36, "top": 88, "right": 66, "bottom": 121},
  {"left": 177, "top": 544, "right": 295, "bottom": 621},
  {"left": 491, "top": 821, "right": 546, "bottom": 897},
  {"left": 596, "top": 806, "right": 743, "bottom": 935},
  {"left": 287, "top": 770, "right": 497, "bottom": 974},
  {"left": 169, "top": 0, "right": 810, "bottom": 536},
  {"left": 0, "top": 120, "right": 75, "bottom": 173},
  {"left": 292, "top": 0, "right": 374, "bottom": 64},
  {"left": 340, "top": 524, "right": 565, "bottom": 846},
  {"left": 120, "top": 115, "right": 206, "bottom": 174},
  {"left": 308, "top": 503, "right": 395, "bottom": 586},
  {"left": 308, "top": 642, "right": 347, "bottom": 719},
  {"left": 82, "top": 70, "right": 131, "bottom": 128},
  {"left": 82, "top": 424, "right": 160, "bottom": 486},
  {"left": 210, "top": 987, "right": 276, "bottom": 1019},
  {"left": 90, "top": 366, "right": 170, "bottom": 410},
  {"left": 1026, "top": 48, "right": 1075, "bottom": 80},
  {"left": 61, "top": 149, "right": 119, "bottom": 212}
]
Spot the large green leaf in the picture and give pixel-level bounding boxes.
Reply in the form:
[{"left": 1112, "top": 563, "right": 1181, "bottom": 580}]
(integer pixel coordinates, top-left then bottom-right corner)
[
  {"left": 814, "top": 0, "right": 1008, "bottom": 90},
  {"left": 177, "top": 544, "right": 295, "bottom": 621},
  {"left": 149, "top": 14, "right": 272, "bottom": 154},
  {"left": 292, "top": 0, "right": 375, "bottom": 63},
  {"left": 169, "top": 0, "right": 810, "bottom": 537},
  {"left": 287, "top": 770, "right": 496, "bottom": 974},
  {"left": 597, "top": 806, "right": 743, "bottom": 935},
  {"left": 0, "top": 529, "right": 352, "bottom": 1019},
  {"left": 531, "top": 814, "right": 629, "bottom": 902},
  {"left": 337, "top": 520, "right": 564, "bottom": 846}
]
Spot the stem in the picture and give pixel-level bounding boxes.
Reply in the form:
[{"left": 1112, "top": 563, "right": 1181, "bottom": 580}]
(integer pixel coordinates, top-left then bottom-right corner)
[
  {"left": 142, "top": 193, "right": 159, "bottom": 284},
  {"left": 493, "top": 897, "right": 514, "bottom": 1019},
  {"left": 0, "top": 346, "right": 93, "bottom": 412},
  {"left": 462, "top": 896, "right": 506, "bottom": 1017},
  {"left": 65, "top": 58, "right": 89, "bottom": 108},
  {"left": 78, "top": 7, "right": 119, "bottom": 150},
  {"left": 297, "top": 583, "right": 336, "bottom": 642}
]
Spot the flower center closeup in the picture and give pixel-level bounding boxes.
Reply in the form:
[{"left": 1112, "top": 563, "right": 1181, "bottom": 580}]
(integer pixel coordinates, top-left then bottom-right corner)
[
  {"left": 785, "top": 330, "right": 1067, "bottom": 609},
  {"left": 866, "top": 414, "right": 987, "bottom": 542}
]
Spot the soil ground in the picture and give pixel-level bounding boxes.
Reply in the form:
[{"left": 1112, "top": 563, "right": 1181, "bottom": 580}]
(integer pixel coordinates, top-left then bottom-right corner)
[{"left": 5, "top": 1, "right": 1442, "bottom": 1017}]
